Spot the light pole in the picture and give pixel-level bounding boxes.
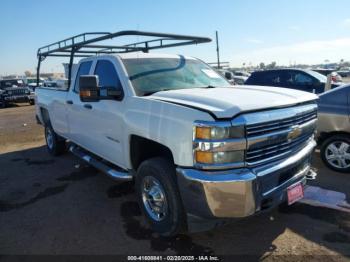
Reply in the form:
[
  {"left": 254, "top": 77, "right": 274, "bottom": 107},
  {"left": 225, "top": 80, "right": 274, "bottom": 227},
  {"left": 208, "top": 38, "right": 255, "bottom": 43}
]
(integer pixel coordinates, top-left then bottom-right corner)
[{"left": 216, "top": 31, "right": 220, "bottom": 69}]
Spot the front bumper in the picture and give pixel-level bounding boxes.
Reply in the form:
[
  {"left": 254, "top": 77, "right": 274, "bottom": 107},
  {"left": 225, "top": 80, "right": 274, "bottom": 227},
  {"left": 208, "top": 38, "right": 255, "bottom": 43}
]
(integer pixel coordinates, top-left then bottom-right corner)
[
  {"left": 4, "top": 94, "right": 34, "bottom": 102},
  {"left": 177, "top": 139, "right": 316, "bottom": 219}
]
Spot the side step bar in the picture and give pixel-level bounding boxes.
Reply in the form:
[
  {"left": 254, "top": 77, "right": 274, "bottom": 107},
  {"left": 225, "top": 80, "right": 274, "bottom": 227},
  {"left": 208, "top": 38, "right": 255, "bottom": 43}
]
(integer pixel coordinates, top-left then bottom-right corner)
[{"left": 69, "top": 145, "right": 132, "bottom": 181}]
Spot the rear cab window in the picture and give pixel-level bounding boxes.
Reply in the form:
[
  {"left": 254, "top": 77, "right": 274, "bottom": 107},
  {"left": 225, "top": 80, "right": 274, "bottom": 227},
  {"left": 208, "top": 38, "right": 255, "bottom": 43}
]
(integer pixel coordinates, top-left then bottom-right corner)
[{"left": 74, "top": 61, "right": 93, "bottom": 92}]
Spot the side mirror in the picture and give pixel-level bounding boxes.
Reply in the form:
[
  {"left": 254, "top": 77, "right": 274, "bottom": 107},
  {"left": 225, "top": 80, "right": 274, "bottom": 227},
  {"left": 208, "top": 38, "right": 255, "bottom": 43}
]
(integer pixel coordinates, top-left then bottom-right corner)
[{"left": 79, "top": 75, "right": 100, "bottom": 102}]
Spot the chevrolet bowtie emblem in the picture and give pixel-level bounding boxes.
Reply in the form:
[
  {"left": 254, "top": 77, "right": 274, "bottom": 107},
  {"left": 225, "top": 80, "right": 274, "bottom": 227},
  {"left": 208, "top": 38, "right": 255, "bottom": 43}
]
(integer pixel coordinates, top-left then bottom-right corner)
[{"left": 288, "top": 125, "right": 302, "bottom": 140}]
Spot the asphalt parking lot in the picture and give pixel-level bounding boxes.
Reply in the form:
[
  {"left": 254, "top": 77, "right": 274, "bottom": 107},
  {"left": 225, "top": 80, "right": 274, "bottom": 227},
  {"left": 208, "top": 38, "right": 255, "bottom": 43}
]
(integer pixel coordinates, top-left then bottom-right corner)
[{"left": 0, "top": 105, "right": 350, "bottom": 261}]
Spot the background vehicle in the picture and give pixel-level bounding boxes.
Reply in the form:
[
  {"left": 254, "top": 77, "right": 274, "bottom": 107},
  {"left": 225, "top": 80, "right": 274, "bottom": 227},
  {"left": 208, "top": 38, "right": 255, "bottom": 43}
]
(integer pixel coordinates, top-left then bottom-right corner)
[
  {"left": 233, "top": 75, "right": 248, "bottom": 85},
  {"left": 317, "top": 84, "right": 350, "bottom": 172},
  {"left": 245, "top": 69, "right": 341, "bottom": 94},
  {"left": 313, "top": 69, "right": 343, "bottom": 83},
  {"left": 43, "top": 79, "right": 69, "bottom": 89},
  {"left": 25, "top": 77, "right": 44, "bottom": 90},
  {"left": 232, "top": 70, "right": 250, "bottom": 78},
  {"left": 337, "top": 67, "right": 350, "bottom": 77},
  {"left": 0, "top": 79, "right": 35, "bottom": 107},
  {"left": 217, "top": 69, "right": 235, "bottom": 84},
  {"left": 35, "top": 31, "right": 318, "bottom": 236}
]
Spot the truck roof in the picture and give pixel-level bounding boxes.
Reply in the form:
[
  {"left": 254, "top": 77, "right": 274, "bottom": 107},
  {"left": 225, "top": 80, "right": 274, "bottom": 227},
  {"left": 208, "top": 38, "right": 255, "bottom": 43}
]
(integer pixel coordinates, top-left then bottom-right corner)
[{"left": 117, "top": 53, "right": 196, "bottom": 60}]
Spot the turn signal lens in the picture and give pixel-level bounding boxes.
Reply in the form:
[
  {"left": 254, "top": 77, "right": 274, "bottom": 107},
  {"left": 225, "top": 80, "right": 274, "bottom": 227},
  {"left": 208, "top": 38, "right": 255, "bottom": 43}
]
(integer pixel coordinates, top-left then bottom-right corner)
[
  {"left": 195, "top": 127, "right": 211, "bottom": 140},
  {"left": 195, "top": 151, "right": 213, "bottom": 164}
]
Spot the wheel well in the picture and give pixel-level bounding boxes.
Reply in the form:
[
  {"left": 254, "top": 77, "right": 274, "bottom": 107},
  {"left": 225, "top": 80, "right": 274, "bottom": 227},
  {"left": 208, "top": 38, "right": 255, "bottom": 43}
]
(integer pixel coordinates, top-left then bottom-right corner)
[
  {"left": 40, "top": 107, "right": 50, "bottom": 125},
  {"left": 130, "top": 135, "right": 174, "bottom": 171},
  {"left": 318, "top": 131, "right": 350, "bottom": 145}
]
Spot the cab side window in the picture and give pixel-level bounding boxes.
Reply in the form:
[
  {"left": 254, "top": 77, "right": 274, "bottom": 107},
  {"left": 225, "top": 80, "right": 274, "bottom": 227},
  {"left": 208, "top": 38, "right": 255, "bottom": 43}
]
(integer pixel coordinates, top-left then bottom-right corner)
[
  {"left": 294, "top": 73, "right": 313, "bottom": 85},
  {"left": 74, "top": 61, "right": 93, "bottom": 92},
  {"left": 262, "top": 72, "right": 281, "bottom": 86},
  {"left": 94, "top": 60, "right": 123, "bottom": 93},
  {"left": 286, "top": 72, "right": 312, "bottom": 85}
]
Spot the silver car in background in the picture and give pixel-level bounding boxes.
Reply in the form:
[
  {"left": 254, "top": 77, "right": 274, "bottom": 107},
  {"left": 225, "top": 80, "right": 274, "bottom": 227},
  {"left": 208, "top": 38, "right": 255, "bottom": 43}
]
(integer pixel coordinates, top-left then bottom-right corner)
[{"left": 317, "top": 84, "right": 350, "bottom": 172}]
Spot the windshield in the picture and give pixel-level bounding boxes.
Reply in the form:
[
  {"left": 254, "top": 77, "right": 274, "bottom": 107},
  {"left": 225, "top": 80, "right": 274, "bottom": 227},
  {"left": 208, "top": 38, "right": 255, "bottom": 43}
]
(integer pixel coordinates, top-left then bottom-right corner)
[
  {"left": 307, "top": 70, "right": 327, "bottom": 82},
  {"left": 122, "top": 56, "right": 230, "bottom": 96}
]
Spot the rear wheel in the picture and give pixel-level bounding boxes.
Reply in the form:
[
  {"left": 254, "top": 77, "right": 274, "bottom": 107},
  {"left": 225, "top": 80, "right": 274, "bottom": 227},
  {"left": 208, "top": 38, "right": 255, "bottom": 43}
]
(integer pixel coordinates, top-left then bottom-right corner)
[
  {"left": 45, "top": 124, "right": 66, "bottom": 156},
  {"left": 320, "top": 134, "right": 350, "bottom": 173},
  {"left": 136, "top": 157, "right": 186, "bottom": 236}
]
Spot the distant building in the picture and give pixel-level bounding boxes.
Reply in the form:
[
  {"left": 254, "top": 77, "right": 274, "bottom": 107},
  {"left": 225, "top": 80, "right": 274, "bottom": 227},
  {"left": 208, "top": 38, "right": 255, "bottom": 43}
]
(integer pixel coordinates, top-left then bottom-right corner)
[{"left": 39, "top": 72, "right": 65, "bottom": 79}]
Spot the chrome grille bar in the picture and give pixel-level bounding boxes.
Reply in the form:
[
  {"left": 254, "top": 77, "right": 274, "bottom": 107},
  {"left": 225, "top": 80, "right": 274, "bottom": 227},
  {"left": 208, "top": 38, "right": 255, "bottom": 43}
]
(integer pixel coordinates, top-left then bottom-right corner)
[
  {"left": 246, "top": 110, "right": 317, "bottom": 137},
  {"left": 231, "top": 103, "right": 318, "bottom": 167}
]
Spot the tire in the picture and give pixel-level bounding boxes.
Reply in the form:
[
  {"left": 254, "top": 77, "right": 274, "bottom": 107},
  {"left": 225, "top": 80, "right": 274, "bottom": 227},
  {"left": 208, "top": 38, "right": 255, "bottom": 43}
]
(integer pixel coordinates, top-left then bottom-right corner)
[
  {"left": 44, "top": 124, "right": 66, "bottom": 156},
  {"left": 320, "top": 134, "right": 350, "bottom": 173},
  {"left": 136, "top": 157, "right": 186, "bottom": 236},
  {"left": 29, "top": 100, "right": 35, "bottom": 105}
]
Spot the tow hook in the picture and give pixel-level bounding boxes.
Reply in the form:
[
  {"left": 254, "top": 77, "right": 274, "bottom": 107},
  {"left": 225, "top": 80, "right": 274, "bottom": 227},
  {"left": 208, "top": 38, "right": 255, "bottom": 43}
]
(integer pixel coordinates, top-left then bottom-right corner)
[{"left": 306, "top": 169, "right": 317, "bottom": 180}]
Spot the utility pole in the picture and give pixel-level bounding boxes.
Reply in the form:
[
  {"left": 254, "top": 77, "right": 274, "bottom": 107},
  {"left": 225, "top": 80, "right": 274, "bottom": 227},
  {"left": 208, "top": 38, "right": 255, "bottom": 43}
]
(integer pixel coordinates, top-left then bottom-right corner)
[{"left": 216, "top": 31, "right": 220, "bottom": 69}]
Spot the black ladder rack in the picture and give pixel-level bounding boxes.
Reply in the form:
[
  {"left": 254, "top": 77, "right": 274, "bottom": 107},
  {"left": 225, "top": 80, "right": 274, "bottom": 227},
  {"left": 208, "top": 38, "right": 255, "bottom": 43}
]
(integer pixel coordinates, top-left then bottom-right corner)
[{"left": 36, "top": 30, "right": 212, "bottom": 87}]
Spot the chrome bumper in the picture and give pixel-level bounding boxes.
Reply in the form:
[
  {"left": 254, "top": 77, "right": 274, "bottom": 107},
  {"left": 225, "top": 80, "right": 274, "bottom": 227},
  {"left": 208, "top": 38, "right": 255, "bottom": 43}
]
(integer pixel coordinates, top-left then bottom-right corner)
[
  {"left": 4, "top": 94, "right": 33, "bottom": 101},
  {"left": 177, "top": 139, "right": 316, "bottom": 218}
]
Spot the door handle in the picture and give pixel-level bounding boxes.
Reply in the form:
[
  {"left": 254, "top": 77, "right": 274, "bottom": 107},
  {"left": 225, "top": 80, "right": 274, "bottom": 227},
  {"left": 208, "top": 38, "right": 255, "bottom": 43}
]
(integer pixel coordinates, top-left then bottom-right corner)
[
  {"left": 84, "top": 104, "right": 93, "bottom": 109},
  {"left": 66, "top": 100, "right": 73, "bottom": 105}
]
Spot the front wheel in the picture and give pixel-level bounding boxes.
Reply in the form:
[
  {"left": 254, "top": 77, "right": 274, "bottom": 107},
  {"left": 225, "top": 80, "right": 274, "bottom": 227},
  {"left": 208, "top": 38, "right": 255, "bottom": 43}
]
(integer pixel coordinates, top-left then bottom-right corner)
[
  {"left": 45, "top": 124, "right": 66, "bottom": 156},
  {"left": 29, "top": 99, "right": 35, "bottom": 105},
  {"left": 320, "top": 134, "right": 350, "bottom": 173},
  {"left": 136, "top": 157, "right": 186, "bottom": 236}
]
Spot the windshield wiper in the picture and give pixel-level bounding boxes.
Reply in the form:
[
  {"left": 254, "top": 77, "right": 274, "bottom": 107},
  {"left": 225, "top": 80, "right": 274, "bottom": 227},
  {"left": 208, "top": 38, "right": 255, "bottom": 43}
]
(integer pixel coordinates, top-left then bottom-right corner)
[
  {"left": 198, "top": 85, "right": 217, "bottom": 89},
  {"left": 143, "top": 86, "right": 217, "bottom": 96}
]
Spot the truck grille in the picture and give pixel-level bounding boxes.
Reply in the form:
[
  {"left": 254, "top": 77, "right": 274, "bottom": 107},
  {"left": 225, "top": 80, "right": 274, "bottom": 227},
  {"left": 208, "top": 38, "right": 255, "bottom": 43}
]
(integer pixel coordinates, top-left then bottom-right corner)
[
  {"left": 243, "top": 104, "right": 317, "bottom": 166},
  {"left": 8, "top": 88, "right": 27, "bottom": 95},
  {"left": 246, "top": 133, "right": 313, "bottom": 165},
  {"left": 246, "top": 110, "right": 317, "bottom": 138}
]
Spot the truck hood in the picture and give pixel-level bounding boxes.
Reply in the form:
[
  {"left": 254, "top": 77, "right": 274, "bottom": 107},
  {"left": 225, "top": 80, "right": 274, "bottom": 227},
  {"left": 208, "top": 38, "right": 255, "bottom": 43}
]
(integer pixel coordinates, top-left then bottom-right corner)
[{"left": 150, "top": 85, "right": 318, "bottom": 119}]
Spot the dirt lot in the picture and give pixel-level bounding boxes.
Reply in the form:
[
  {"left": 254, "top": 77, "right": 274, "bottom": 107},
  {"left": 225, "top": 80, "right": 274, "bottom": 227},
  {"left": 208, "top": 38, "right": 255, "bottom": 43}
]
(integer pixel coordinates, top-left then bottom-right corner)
[{"left": 0, "top": 105, "right": 350, "bottom": 261}]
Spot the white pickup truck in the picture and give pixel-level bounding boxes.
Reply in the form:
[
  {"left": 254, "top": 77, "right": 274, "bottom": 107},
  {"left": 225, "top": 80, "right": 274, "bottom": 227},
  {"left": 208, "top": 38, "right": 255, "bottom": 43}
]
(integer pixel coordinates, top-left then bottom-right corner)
[{"left": 35, "top": 32, "right": 318, "bottom": 236}]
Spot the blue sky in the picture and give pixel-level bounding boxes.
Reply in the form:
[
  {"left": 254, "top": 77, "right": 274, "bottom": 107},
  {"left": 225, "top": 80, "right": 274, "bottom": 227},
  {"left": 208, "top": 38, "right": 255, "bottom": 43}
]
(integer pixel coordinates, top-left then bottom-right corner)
[{"left": 1, "top": 0, "right": 350, "bottom": 75}]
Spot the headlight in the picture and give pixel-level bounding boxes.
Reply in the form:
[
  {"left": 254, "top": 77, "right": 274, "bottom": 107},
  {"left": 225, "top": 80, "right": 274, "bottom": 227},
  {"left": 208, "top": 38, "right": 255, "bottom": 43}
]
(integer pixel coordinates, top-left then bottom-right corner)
[
  {"left": 195, "top": 125, "right": 244, "bottom": 140},
  {"left": 193, "top": 121, "right": 246, "bottom": 169}
]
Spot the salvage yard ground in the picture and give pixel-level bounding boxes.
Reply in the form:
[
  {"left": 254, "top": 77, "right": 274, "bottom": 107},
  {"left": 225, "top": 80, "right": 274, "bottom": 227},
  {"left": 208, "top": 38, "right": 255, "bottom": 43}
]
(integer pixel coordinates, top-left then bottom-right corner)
[{"left": 0, "top": 105, "right": 350, "bottom": 261}]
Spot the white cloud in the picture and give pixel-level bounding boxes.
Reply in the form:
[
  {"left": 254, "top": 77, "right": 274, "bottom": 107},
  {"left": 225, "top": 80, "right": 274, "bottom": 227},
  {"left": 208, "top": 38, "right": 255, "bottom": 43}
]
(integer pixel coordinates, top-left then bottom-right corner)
[
  {"left": 246, "top": 38, "right": 263, "bottom": 44},
  {"left": 231, "top": 38, "right": 350, "bottom": 66}
]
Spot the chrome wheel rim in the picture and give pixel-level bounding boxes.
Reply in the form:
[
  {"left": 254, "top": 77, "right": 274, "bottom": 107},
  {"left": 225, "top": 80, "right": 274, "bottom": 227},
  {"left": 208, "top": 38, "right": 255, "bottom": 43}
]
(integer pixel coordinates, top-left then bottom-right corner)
[
  {"left": 325, "top": 141, "right": 350, "bottom": 169},
  {"left": 46, "top": 128, "right": 54, "bottom": 149},
  {"left": 141, "top": 176, "right": 168, "bottom": 222}
]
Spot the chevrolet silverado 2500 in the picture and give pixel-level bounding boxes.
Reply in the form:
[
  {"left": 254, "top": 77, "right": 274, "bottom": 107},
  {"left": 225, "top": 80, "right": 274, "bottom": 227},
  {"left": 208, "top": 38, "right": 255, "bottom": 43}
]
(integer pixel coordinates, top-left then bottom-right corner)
[{"left": 35, "top": 31, "right": 318, "bottom": 236}]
